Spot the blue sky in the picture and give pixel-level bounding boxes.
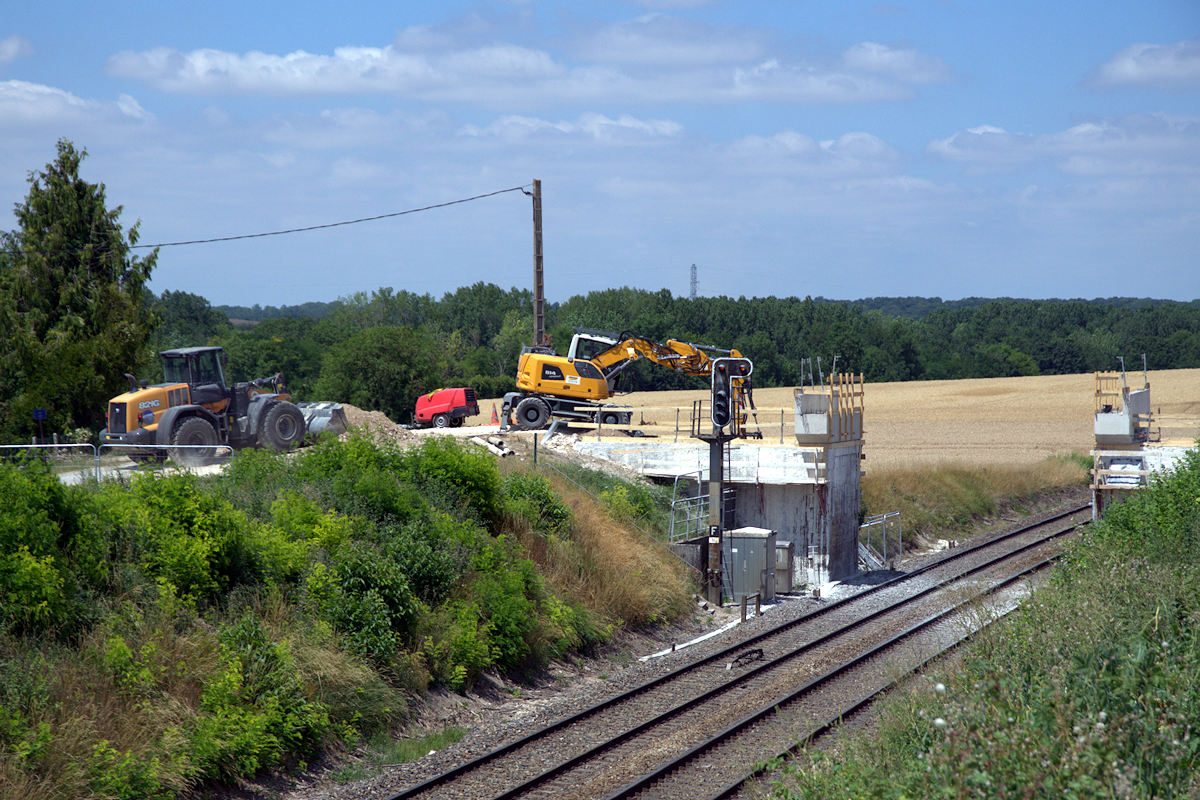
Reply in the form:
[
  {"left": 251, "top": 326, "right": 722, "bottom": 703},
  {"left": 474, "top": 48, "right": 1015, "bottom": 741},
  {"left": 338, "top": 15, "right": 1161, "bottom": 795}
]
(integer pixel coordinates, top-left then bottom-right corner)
[{"left": 2, "top": 1, "right": 1198, "bottom": 306}]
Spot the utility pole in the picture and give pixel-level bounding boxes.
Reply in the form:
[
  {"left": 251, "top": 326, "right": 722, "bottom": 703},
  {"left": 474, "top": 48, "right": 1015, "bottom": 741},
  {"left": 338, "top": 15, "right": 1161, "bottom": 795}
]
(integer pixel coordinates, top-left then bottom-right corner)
[
  {"left": 532, "top": 178, "right": 545, "bottom": 347},
  {"left": 690, "top": 263, "right": 698, "bottom": 300}
]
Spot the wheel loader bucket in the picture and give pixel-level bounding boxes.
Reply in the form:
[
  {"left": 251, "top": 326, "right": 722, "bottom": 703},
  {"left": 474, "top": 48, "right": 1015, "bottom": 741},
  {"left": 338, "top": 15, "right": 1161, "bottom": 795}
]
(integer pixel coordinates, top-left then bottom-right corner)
[{"left": 296, "top": 401, "right": 348, "bottom": 440}]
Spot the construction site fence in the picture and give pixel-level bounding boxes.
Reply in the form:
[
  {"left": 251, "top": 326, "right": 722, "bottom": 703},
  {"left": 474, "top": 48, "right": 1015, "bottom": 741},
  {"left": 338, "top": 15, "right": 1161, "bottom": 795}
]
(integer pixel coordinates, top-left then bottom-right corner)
[{"left": 0, "top": 443, "right": 235, "bottom": 483}]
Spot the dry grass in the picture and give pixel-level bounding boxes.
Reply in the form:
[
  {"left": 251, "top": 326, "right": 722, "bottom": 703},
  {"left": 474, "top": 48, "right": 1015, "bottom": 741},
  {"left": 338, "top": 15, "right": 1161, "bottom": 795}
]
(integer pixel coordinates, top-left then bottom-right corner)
[
  {"left": 501, "top": 460, "right": 693, "bottom": 627},
  {"left": 472, "top": 368, "right": 1200, "bottom": 468},
  {"left": 861, "top": 456, "right": 1089, "bottom": 542}
]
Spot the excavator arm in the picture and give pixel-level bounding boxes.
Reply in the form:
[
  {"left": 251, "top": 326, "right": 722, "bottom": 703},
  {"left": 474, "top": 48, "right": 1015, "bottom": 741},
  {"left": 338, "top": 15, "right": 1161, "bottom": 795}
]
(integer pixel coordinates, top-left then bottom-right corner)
[{"left": 590, "top": 334, "right": 743, "bottom": 381}]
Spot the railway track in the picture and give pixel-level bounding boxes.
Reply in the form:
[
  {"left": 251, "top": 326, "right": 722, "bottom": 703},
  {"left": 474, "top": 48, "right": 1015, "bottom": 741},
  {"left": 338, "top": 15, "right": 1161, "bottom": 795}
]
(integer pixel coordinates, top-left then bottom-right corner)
[{"left": 386, "top": 504, "right": 1091, "bottom": 800}]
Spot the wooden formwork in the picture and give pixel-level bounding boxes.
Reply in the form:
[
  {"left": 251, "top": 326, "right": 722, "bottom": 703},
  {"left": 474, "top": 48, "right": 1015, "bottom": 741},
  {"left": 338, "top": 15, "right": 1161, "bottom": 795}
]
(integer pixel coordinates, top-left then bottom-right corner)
[{"left": 1094, "top": 371, "right": 1123, "bottom": 413}]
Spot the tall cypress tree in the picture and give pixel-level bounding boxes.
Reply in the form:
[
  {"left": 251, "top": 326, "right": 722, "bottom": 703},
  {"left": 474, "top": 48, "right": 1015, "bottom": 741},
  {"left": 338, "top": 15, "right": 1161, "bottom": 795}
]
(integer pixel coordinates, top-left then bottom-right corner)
[{"left": 0, "top": 139, "right": 159, "bottom": 439}]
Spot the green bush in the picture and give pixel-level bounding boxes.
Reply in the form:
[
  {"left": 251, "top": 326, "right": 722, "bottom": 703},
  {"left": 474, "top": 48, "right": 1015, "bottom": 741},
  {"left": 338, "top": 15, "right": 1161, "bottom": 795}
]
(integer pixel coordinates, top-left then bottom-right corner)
[
  {"left": 423, "top": 600, "right": 496, "bottom": 692},
  {"left": 503, "top": 471, "right": 572, "bottom": 535},
  {"left": 406, "top": 437, "right": 502, "bottom": 526},
  {"left": 0, "top": 461, "right": 114, "bottom": 636},
  {"left": 379, "top": 512, "right": 474, "bottom": 605},
  {"left": 189, "top": 615, "right": 330, "bottom": 781},
  {"left": 305, "top": 544, "right": 421, "bottom": 667}
]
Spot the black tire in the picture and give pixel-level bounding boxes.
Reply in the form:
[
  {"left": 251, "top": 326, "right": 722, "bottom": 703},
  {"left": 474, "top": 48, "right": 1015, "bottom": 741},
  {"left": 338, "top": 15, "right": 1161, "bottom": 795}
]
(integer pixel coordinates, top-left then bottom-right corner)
[
  {"left": 260, "top": 402, "right": 306, "bottom": 451},
  {"left": 600, "top": 412, "right": 621, "bottom": 426},
  {"left": 514, "top": 397, "right": 550, "bottom": 430},
  {"left": 433, "top": 413, "right": 449, "bottom": 428},
  {"left": 450, "top": 417, "right": 464, "bottom": 428},
  {"left": 171, "top": 416, "right": 218, "bottom": 466}
]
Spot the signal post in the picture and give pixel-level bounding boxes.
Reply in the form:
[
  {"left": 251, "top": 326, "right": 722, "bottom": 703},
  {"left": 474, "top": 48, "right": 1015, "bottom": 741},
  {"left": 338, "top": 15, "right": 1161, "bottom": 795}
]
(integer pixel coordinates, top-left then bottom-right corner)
[{"left": 698, "top": 357, "right": 752, "bottom": 606}]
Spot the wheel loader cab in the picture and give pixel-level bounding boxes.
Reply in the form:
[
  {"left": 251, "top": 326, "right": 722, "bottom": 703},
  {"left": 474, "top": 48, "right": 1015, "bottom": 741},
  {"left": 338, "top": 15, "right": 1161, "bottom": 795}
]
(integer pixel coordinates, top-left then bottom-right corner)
[{"left": 161, "top": 347, "right": 229, "bottom": 411}]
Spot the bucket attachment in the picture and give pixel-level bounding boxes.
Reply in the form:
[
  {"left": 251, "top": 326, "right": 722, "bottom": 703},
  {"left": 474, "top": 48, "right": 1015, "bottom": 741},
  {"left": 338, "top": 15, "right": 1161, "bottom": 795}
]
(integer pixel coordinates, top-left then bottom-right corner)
[{"left": 297, "top": 401, "right": 348, "bottom": 439}]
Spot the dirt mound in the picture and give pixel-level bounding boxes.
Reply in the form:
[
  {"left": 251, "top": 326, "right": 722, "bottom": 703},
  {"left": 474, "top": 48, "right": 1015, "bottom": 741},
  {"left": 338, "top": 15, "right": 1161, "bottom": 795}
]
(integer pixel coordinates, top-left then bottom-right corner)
[{"left": 338, "top": 405, "right": 418, "bottom": 446}]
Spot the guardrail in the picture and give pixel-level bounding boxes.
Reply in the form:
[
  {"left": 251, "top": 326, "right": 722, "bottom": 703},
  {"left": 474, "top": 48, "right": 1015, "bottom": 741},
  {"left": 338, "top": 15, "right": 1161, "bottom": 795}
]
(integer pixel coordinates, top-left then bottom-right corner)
[{"left": 1, "top": 442, "right": 235, "bottom": 482}]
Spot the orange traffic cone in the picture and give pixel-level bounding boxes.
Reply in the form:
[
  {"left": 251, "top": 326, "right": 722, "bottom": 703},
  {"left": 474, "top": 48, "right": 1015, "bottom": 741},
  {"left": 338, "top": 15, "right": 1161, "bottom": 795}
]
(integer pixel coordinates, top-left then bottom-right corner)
[{"left": 491, "top": 403, "right": 500, "bottom": 426}]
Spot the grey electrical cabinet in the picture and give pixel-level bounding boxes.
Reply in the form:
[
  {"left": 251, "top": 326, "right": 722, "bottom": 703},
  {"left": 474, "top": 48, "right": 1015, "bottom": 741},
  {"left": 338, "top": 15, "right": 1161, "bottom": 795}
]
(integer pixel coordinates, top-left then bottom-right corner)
[
  {"left": 774, "top": 540, "right": 795, "bottom": 595},
  {"left": 727, "top": 527, "right": 777, "bottom": 603}
]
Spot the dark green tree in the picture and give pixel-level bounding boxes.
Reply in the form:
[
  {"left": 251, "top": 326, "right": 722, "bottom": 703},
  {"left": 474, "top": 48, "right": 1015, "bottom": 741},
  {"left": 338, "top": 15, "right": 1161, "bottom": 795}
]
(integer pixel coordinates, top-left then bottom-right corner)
[
  {"left": 0, "top": 140, "right": 158, "bottom": 439},
  {"left": 151, "top": 289, "right": 230, "bottom": 352},
  {"left": 314, "top": 325, "right": 444, "bottom": 421}
]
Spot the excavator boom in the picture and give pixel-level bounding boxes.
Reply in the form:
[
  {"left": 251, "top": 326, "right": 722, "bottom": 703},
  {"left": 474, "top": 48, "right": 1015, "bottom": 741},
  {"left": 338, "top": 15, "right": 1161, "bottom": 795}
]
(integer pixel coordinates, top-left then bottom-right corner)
[{"left": 504, "top": 330, "right": 753, "bottom": 433}]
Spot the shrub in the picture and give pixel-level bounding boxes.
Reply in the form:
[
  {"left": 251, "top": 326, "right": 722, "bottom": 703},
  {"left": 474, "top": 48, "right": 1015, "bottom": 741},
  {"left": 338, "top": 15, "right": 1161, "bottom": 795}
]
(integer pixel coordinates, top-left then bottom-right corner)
[
  {"left": 422, "top": 600, "right": 495, "bottom": 692},
  {"left": 405, "top": 437, "right": 502, "bottom": 526},
  {"left": 306, "top": 545, "right": 421, "bottom": 667},
  {"left": 189, "top": 615, "right": 330, "bottom": 781},
  {"left": 379, "top": 512, "right": 474, "bottom": 605},
  {"left": 502, "top": 471, "right": 572, "bottom": 536}
]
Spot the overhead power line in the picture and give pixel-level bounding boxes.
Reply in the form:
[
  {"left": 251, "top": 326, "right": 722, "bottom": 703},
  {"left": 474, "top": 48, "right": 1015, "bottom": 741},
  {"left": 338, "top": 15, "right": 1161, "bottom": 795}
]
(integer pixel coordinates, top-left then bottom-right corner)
[
  {"left": 4, "top": 184, "right": 531, "bottom": 257},
  {"left": 130, "top": 185, "right": 530, "bottom": 249}
]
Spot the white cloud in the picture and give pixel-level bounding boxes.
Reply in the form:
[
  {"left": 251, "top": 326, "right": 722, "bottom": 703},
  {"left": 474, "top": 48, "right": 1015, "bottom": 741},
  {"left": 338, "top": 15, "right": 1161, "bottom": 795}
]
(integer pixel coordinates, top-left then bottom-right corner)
[
  {"left": 1091, "top": 40, "right": 1200, "bottom": 88},
  {"left": 928, "top": 115, "right": 1200, "bottom": 176},
  {"left": 116, "top": 93, "right": 154, "bottom": 121},
  {"left": 106, "top": 21, "right": 948, "bottom": 107},
  {"left": 460, "top": 112, "right": 682, "bottom": 142},
  {"left": 106, "top": 43, "right": 559, "bottom": 96},
  {"left": 0, "top": 79, "right": 93, "bottom": 122},
  {"left": 0, "top": 35, "right": 33, "bottom": 65},
  {"left": 730, "top": 59, "right": 911, "bottom": 103},
  {"left": 632, "top": 0, "right": 720, "bottom": 7},
  {"left": 729, "top": 130, "right": 901, "bottom": 177},
  {"left": 842, "top": 41, "right": 950, "bottom": 83},
  {"left": 0, "top": 79, "right": 156, "bottom": 128},
  {"left": 578, "top": 14, "right": 766, "bottom": 67}
]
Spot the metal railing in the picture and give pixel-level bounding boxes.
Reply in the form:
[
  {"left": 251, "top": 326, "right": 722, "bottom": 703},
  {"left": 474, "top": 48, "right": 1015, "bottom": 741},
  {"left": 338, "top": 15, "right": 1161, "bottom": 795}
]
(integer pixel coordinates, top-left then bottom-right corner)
[
  {"left": 859, "top": 510, "right": 902, "bottom": 570},
  {"left": 667, "top": 470, "right": 736, "bottom": 543},
  {"left": 1, "top": 442, "right": 234, "bottom": 482}
]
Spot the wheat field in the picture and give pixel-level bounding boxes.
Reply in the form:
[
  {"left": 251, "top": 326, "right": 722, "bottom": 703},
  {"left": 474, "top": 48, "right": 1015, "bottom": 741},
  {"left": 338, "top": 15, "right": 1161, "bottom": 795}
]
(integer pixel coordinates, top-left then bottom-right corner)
[{"left": 474, "top": 369, "right": 1200, "bottom": 469}]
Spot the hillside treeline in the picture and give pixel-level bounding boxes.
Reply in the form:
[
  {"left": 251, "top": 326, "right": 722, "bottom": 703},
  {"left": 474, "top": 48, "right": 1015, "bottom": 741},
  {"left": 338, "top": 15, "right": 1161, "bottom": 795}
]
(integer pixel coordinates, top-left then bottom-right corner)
[{"left": 169, "top": 286, "right": 1200, "bottom": 423}]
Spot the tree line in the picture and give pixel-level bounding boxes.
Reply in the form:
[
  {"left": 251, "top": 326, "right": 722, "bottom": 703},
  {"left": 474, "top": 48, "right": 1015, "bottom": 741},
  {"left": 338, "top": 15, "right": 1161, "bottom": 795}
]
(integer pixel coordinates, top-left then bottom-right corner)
[{"left": 4, "top": 140, "right": 1200, "bottom": 441}]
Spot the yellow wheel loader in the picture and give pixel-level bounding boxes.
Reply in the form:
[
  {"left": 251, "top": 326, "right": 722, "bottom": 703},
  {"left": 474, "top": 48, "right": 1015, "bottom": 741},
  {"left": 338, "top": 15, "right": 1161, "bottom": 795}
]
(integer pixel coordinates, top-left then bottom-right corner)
[{"left": 100, "top": 346, "right": 346, "bottom": 465}]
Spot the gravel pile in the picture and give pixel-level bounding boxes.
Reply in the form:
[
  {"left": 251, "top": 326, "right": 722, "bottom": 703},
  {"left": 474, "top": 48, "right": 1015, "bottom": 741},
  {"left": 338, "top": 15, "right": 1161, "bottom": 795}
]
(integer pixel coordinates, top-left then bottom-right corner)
[{"left": 338, "top": 405, "right": 418, "bottom": 447}]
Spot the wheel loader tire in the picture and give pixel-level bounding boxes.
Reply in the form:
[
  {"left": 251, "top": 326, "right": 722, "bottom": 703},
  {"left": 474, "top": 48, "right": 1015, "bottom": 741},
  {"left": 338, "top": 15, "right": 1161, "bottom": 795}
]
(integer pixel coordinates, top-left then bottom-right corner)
[
  {"left": 261, "top": 402, "right": 306, "bottom": 451},
  {"left": 515, "top": 397, "right": 550, "bottom": 430},
  {"left": 433, "top": 413, "right": 449, "bottom": 428},
  {"left": 171, "top": 416, "right": 218, "bottom": 466}
]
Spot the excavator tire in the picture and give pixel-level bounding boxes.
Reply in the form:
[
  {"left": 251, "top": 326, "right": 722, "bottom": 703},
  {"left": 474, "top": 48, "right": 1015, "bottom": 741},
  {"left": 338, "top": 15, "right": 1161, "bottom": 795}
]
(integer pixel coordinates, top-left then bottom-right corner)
[
  {"left": 600, "top": 411, "right": 621, "bottom": 426},
  {"left": 171, "top": 416, "right": 218, "bottom": 466},
  {"left": 260, "top": 402, "right": 306, "bottom": 451},
  {"left": 515, "top": 397, "right": 550, "bottom": 430}
]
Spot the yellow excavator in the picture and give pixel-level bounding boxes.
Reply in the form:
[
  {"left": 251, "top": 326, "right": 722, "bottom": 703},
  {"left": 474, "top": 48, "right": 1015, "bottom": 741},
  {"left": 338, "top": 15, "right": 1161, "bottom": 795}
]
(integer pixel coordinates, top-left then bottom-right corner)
[{"left": 500, "top": 329, "right": 754, "bottom": 432}]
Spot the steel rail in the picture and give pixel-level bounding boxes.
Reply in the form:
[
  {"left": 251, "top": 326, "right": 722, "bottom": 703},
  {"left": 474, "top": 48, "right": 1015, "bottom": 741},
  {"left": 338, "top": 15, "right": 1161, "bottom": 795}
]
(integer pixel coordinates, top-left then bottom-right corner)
[
  {"left": 478, "top": 517, "right": 1081, "bottom": 800},
  {"left": 608, "top": 549, "right": 1065, "bottom": 800},
  {"left": 384, "top": 504, "right": 1088, "bottom": 800},
  {"left": 482, "top": 513, "right": 1084, "bottom": 800}
]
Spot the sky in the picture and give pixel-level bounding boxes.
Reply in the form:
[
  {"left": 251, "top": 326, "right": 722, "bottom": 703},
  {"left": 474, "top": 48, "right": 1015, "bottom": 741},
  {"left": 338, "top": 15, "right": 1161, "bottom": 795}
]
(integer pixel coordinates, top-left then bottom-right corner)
[{"left": 2, "top": 1, "right": 1199, "bottom": 307}]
